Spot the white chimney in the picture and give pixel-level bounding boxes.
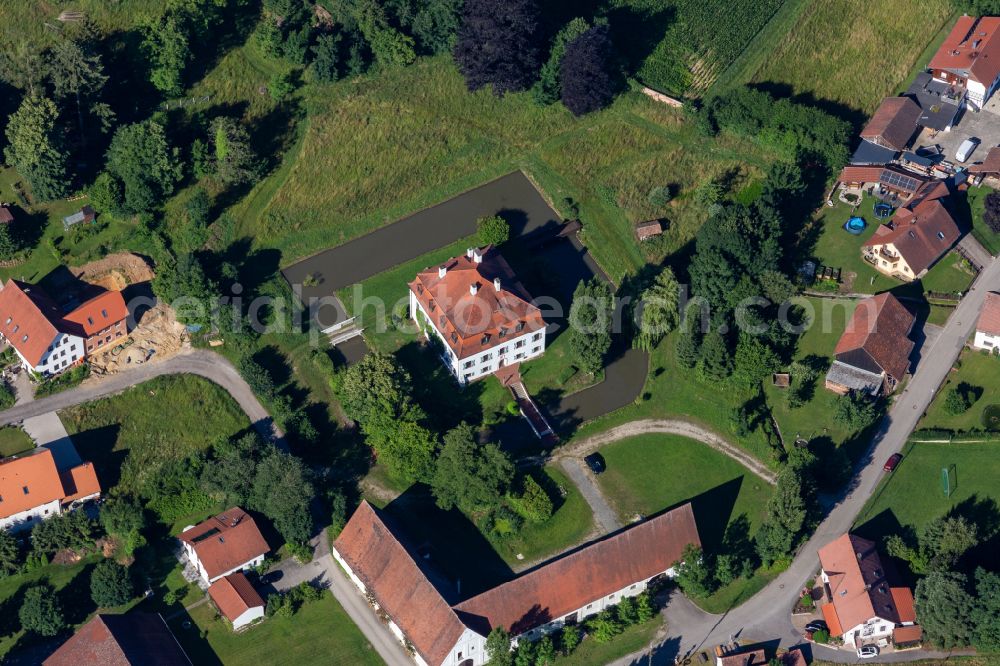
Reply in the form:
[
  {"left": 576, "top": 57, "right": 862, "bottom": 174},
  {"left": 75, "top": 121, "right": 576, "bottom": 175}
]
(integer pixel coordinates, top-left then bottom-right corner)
[
  {"left": 470, "top": 283, "right": 479, "bottom": 295},
  {"left": 438, "top": 265, "right": 447, "bottom": 278},
  {"left": 493, "top": 277, "right": 501, "bottom": 291},
  {"left": 466, "top": 248, "right": 474, "bottom": 258},
  {"left": 473, "top": 249, "right": 483, "bottom": 263}
]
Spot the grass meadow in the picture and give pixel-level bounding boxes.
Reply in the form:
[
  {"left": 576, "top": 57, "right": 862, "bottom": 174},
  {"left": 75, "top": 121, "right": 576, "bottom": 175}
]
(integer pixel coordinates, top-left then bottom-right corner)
[
  {"left": 747, "top": 0, "right": 954, "bottom": 115},
  {"left": 918, "top": 350, "right": 1000, "bottom": 433}
]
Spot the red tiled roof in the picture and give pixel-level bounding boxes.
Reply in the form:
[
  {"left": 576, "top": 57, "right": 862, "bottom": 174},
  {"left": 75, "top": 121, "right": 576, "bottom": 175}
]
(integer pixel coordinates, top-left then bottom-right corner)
[
  {"left": 821, "top": 601, "right": 845, "bottom": 637},
  {"left": 968, "top": 146, "right": 1000, "bottom": 174},
  {"left": 0, "top": 207, "right": 13, "bottom": 224},
  {"left": 44, "top": 613, "right": 192, "bottom": 665},
  {"left": 863, "top": 181, "right": 959, "bottom": 275},
  {"left": 63, "top": 290, "right": 128, "bottom": 336},
  {"left": 930, "top": 16, "right": 1000, "bottom": 86},
  {"left": 818, "top": 534, "right": 910, "bottom": 633},
  {"left": 891, "top": 586, "right": 916, "bottom": 623},
  {"left": 178, "top": 507, "right": 269, "bottom": 580},
  {"left": 60, "top": 462, "right": 101, "bottom": 504},
  {"left": 861, "top": 97, "right": 921, "bottom": 151},
  {"left": 333, "top": 501, "right": 468, "bottom": 666},
  {"left": 408, "top": 246, "right": 545, "bottom": 359},
  {"left": 834, "top": 293, "right": 915, "bottom": 384},
  {"left": 0, "top": 448, "right": 66, "bottom": 520},
  {"left": 0, "top": 280, "right": 62, "bottom": 366},
  {"left": 208, "top": 572, "right": 265, "bottom": 623},
  {"left": 976, "top": 291, "right": 1000, "bottom": 336},
  {"left": 453, "top": 503, "right": 700, "bottom": 636},
  {"left": 893, "top": 624, "right": 923, "bottom": 644},
  {"left": 838, "top": 166, "right": 887, "bottom": 185}
]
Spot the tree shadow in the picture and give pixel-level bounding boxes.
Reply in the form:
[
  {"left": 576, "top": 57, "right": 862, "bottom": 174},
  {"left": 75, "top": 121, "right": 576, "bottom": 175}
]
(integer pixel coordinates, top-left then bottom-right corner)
[
  {"left": 58, "top": 563, "right": 99, "bottom": 627},
  {"left": 382, "top": 485, "right": 515, "bottom": 602},
  {"left": 749, "top": 82, "right": 868, "bottom": 131},
  {"left": 69, "top": 424, "right": 125, "bottom": 489},
  {"left": 395, "top": 341, "right": 485, "bottom": 433}
]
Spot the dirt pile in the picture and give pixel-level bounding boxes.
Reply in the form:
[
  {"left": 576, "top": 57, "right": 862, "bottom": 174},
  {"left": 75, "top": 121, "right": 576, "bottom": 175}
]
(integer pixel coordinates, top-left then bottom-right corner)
[
  {"left": 70, "top": 252, "right": 156, "bottom": 292},
  {"left": 88, "top": 303, "right": 189, "bottom": 377}
]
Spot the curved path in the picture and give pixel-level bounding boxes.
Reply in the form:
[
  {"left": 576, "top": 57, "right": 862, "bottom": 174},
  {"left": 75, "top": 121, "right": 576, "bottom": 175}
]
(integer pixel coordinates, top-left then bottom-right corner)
[
  {"left": 555, "top": 419, "right": 777, "bottom": 485},
  {"left": 608, "top": 255, "right": 1000, "bottom": 665},
  {"left": 0, "top": 350, "right": 284, "bottom": 445}
]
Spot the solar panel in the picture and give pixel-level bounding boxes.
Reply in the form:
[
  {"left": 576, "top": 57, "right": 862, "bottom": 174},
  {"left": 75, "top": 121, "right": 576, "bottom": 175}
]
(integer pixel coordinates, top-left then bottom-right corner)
[{"left": 879, "top": 170, "right": 920, "bottom": 192}]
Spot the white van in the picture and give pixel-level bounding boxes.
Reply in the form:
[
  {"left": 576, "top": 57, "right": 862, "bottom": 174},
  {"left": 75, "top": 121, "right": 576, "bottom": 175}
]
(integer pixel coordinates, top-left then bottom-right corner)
[{"left": 956, "top": 138, "right": 979, "bottom": 162}]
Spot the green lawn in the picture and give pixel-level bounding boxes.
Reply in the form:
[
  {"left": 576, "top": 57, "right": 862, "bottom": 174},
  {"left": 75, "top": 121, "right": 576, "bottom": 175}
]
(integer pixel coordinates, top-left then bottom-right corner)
[
  {"left": 60, "top": 375, "right": 250, "bottom": 496},
  {"left": 0, "top": 427, "right": 34, "bottom": 458},
  {"left": 918, "top": 350, "right": 1000, "bottom": 432},
  {"left": 967, "top": 184, "right": 1000, "bottom": 257},
  {"left": 170, "top": 593, "right": 382, "bottom": 666},
  {"left": 856, "top": 441, "right": 1000, "bottom": 544},
  {"left": 594, "top": 433, "right": 776, "bottom": 613},
  {"left": 505, "top": 466, "right": 595, "bottom": 565},
  {"left": 746, "top": 0, "right": 954, "bottom": 115},
  {"left": 808, "top": 193, "right": 973, "bottom": 299},
  {"left": 558, "top": 617, "right": 662, "bottom": 665},
  {"left": 765, "top": 297, "right": 857, "bottom": 449}
]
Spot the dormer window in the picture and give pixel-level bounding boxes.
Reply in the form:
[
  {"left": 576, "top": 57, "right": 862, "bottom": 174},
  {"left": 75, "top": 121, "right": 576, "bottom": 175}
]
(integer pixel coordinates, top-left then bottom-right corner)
[
  {"left": 417, "top": 285, "right": 424, "bottom": 295},
  {"left": 450, "top": 332, "right": 458, "bottom": 343},
  {"left": 498, "top": 328, "right": 507, "bottom": 338},
  {"left": 515, "top": 321, "right": 525, "bottom": 333},
  {"left": 12, "top": 325, "right": 18, "bottom": 333},
  {"left": 428, "top": 300, "right": 436, "bottom": 312},
  {"left": 21, "top": 335, "right": 27, "bottom": 343},
  {"left": 101, "top": 309, "right": 108, "bottom": 318},
  {"left": 4, "top": 317, "right": 9, "bottom": 325},
  {"left": 21, "top": 486, "right": 28, "bottom": 495},
  {"left": 937, "top": 231, "right": 945, "bottom": 240},
  {"left": 481, "top": 334, "right": 490, "bottom": 345},
  {"left": 87, "top": 316, "right": 94, "bottom": 325}
]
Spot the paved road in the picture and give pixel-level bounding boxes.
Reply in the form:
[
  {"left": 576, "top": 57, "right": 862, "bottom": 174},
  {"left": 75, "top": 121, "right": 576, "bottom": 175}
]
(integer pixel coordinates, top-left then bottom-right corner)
[
  {"left": 611, "top": 257, "right": 1000, "bottom": 665},
  {"left": 0, "top": 350, "right": 284, "bottom": 445},
  {"left": 558, "top": 457, "right": 623, "bottom": 534}
]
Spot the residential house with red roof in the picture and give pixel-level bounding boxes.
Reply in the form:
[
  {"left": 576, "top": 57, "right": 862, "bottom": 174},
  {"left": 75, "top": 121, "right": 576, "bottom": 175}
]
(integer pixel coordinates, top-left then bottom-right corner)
[
  {"left": 208, "top": 571, "right": 266, "bottom": 631},
  {"left": 332, "top": 500, "right": 700, "bottom": 666},
  {"left": 817, "top": 534, "right": 919, "bottom": 649},
  {"left": 178, "top": 507, "right": 269, "bottom": 585},
  {"left": 973, "top": 291, "right": 1000, "bottom": 350},
  {"left": 862, "top": 181, "right": 960, "bottom": 281},
  {"left": 44, "top": 612, "right": 192, "bottom": 665},
  {"left": 408, "top": 246, "right": 546, "bottom": 384},
  {"left": 0, "top": 448, "right": 101, "bottom": 533},
  {"left": 0, "top": 280, "right": 128, "bottom": 376},
  {"left": 929, "top": 15, "right": 1000, "bottom": 109},
  {"left": 825, "top": 293, "right": 916, "bottom": 397}
]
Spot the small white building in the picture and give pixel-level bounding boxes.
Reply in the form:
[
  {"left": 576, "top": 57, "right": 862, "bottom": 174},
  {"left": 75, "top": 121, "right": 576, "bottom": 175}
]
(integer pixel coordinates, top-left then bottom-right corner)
[
  {"left": 333, "top": 501, "right": 700, "bottom": 666},
  {"left": 817, "top": 533, "right": 919, "bottom": 649},
  {"left": 208, "top": 572, "right": 266, "bottom": 631},
  {"left": 973, "top": 292, "right": 1000, "bottom": 351},
  {"left": 178, "top": 507, "right": 269, "bottom": 585},
  {"left": 408, "top": 246, "right": 546, "bottom": 384},
  {"left": 0, "top": 448, "right": 101, "bottom": 533}
]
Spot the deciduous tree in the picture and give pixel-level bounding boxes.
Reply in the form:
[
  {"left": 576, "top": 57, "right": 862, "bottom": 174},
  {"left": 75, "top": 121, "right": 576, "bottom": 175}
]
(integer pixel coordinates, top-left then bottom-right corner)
[
  {"left": 560, "top": 24, "right": 616, "bottom": 116},
  {"left": 210, "top": 117, "right": 261, "bottom": 186},
  {"left": 251, "top": 449, "right": 314, "bottom": 545},
  {"left": 4, "top": 95, "right": 70, "bottom": 201},
  {"left": 454, "top": 0, "right": 541, "bottom": 95},
  {"left": 90, "top": 560, "right": 135, "bottom": 608},
  {"left": 476, "top": 215, "right": 510, "bottom": 246},
  {"left": 19, "top": 585, "right": 64, "bottom": 636},
  {"left": 47, "top": 38, "right": 108, "bottom": 139},
  {"left": 106, "top": 121, "right": 183, "bottom": 213},
  {"left": 533, "top": 17, "right": 590, "bottom": 104},
  {"left": 634, "top": 267, "right": 679, "bottom": 351},
  {"left": 432, "top": 423, "right": 513, "bottom": 512},
  {"left": 567, "top": 278, "right": 614, "bottom": 375},
  {"left": 916, "top": 571, "right": 976, "bottom": 648}
]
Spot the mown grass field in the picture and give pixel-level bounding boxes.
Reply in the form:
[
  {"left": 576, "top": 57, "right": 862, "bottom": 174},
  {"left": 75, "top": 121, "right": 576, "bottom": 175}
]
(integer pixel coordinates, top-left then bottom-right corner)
[
  {"left": 247, "top": 57, "right": 775, "bottom": 283},
  {"left": 856, "top": 440, "right": 1000, "bottom": 539},
  {"left": 747, "top": 0, "right": 954, "bottom": 115},
  {"left": 60, "top": 375, "right": 250, "bottom": 495},
  {"left": 918, "top": 350, "right": 1000, "bottom": 432},
  {"left": 171, "top": 593, "right": 382, "bottom": 666},
  {"left": 0, "top": 426, "right": 34, "bottom": 458},
  {"left": 966, "top": 185, "right": 1000, "bottom": 257},
  {"left": 594, "top": 433, "right": 777, "bottom": 614}
]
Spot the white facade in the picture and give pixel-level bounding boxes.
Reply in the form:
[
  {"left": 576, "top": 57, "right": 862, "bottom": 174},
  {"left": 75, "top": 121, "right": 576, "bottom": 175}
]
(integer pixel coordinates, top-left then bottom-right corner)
[
  {"left": 230, "top": 605, "right": 265, "bottom": 632},
  {"left": 839, "top": 617, "right": 897, "bottom": 649},
  {"left": 182, "top": 540, "right": 265, "bottom": 585},
  {"left": 973, "top": 329, "right": 1000, "bottom": 351},
  {"left": 0, "top": 498, "right": 61, "bottom": 533},
  {"left": 409, "top": 291, "right": 546, "bottom": 384},
  {"left": 3, "top": 331, "right": 85, "bottom": 376}
]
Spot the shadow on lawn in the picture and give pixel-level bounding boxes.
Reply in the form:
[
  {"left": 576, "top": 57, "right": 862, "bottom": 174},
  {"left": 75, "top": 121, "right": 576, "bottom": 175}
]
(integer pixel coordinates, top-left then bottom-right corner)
[{"left": 67, "top": 424, "right": 124, "bottom": 489}]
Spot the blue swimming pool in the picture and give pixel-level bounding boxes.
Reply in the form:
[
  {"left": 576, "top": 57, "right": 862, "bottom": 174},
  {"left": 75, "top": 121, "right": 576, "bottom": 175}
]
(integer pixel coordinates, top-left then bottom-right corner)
[{"left": 844, "top": 216, "right": 866, "bottom": 235}]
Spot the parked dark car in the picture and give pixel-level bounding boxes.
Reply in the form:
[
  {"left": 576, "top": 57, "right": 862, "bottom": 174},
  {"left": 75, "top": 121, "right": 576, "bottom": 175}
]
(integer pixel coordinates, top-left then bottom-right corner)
[
  {"left": 805, "top": 620, "right": 828, "bottom": 633},
  {"left": 883, "top": 453, "right": 903, "bottom": 472},
  {"left": 584, "top": 453, "right": 606, "bottom": 475}
]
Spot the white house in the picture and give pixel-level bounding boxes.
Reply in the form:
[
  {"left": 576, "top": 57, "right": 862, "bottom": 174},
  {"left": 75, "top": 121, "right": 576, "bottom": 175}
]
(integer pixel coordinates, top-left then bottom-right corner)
[
  {"left": 0, "top": 280, "right": 129, "bottom": 377},
  {"left": 408, "top": 246, "right": 546, "bottom": 384},
  {"left": 973, "top": 292, "right": 1000, "bottom": 351},
  {"left": 929, "top": 16, "right": 1000, "bottom": 110},
  {"left": 179, "top": 507, "right": 269, "bottom": 585},
  {"left": 817, "top": 534, "right": 919, "bottom": 649},
  {"left": 208, "top": 572, "right": 266, "bottom": 631},
  {"left": 332, "top": 501, "right": 701, "bottom": 666},
  {"left": 0, "top": 448, "right": 101, "bottom": 533}
]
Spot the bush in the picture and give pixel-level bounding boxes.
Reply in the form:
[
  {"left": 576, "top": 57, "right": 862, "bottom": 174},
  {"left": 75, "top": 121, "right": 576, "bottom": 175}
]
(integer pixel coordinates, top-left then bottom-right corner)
[
  {"left": 476, "top": 215, "right": 510, "bottom": 246},
  {"left": 35, "top": 364, "right": 90, "bottom": 398},
  {"left": 648, "top": 185, "right": 672, "bottom": 208},
  {"left": 0, "top": 381, "right": 14, "bottom": 410},
  {"left": 31, "top": 510, "right": 100, "bottom": 555},
  {"left": 944, "top": 387, "right": 973, "bottom": 415},
  {"left": 487, "top": 506, "right": 523, "bottom": 539},
  {"left": 812, "top": 628, "right": 830, "bottom": 643},
  {"left": 19, "top": 585, "right": 64, "bottom": 636},
  {"left": 506, "top": 475, "right": 554, "bottom": 523},
  {"left": 984, "top": 192, "right": 1000, "bottom": 233},
  {"left": 983, "top": 404, "right": 1000, "bottom": 430},
  {"left": 90, "top": 560, "right": 135, "bottom": 608}
]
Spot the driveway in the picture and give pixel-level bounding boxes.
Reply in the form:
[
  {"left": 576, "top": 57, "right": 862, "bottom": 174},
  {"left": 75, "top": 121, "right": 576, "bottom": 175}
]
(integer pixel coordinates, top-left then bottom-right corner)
[
  {"left": 0, "top": 350, "right": 284, "bottom": 446},
  {"left": 558, "top": 457, "right": 622, "bottom": 535},
  {"left": 916, "top": 104, "right": 1000, "bottom": 162},
  {"left": 610, "top": 253, "right": 1000, "bottom": 665}
]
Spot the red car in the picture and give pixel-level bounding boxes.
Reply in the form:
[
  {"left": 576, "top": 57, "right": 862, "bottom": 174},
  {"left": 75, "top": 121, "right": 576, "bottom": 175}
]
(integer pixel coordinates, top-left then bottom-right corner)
[{"left": 883, "top": 453, "right": 903, "bottom": 472}]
